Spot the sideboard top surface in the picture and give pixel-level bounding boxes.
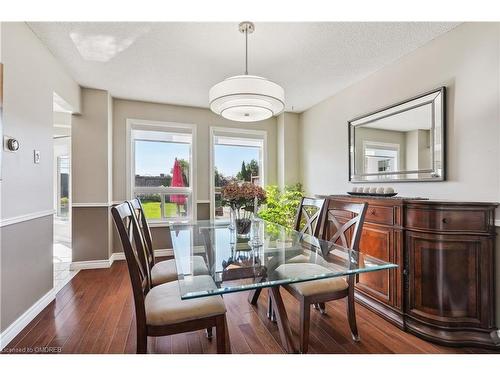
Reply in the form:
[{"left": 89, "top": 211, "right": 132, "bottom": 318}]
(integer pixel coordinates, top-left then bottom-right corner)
[{"left": 318, "top": 194, "right": 498, "bottom": 207}]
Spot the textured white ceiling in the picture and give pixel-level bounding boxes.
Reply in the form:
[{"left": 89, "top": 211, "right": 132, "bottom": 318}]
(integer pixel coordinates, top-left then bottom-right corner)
[{"left": 29, "top": 22, "right": 459, "bottom": 112}]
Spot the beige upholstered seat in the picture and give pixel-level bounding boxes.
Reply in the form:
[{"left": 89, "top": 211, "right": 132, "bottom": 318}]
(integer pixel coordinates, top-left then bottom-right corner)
[
  {"left": 275, "top": 263, "right": 348, "bottom": 297},
  {"left": 150, "top": 256, "right": 209, "bottom": 286},
  {"left": 145, "top": 275, "right": 226, "bottom": 326},
  {"left": 286, "top": 250, "right": 331, "bottom": 267}
]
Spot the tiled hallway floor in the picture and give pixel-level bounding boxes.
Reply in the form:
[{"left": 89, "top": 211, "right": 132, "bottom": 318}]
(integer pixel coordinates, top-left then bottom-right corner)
[{"left": 53, "top": 242, "right": 78, "bottom": 293}]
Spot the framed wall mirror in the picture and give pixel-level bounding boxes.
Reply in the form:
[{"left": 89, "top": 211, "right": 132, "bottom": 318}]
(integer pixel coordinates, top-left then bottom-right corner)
[{"left": 349, "top": 87, "right": 445, "bottom": 183}]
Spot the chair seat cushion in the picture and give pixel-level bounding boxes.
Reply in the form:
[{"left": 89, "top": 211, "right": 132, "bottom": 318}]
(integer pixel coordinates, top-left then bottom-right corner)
[
  {"left": 275, "top": 263, "right": 348, "bottom": 297},
  {"left": 145, "top": 275, "right": 226, "bottom": 326},
  {"left": 286, "top": 250, "right": 330, "bottom": 267},
  {"left": 151, "top": 256, "right": 209, "bottom": 286}
]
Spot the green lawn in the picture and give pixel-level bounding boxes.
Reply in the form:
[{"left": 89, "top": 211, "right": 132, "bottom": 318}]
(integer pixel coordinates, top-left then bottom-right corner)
[{"left": 141, "top": 201, "right": 183, "bottom": 220}]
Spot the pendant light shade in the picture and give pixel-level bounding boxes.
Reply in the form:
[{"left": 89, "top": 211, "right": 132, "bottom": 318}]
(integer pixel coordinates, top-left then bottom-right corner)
[
  {"left": 209, "top": 22, "right": 285, "bottom": 122},
  {"left": 209, "top": 75, "right": 285, "bottom": 122}
]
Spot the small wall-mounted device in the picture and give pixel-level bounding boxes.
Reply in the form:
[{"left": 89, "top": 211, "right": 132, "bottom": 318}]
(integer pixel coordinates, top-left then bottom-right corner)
[
  {"left": 34, "top": 150, "right": 41, "bottom": 164},
  {"left": 4, "top": 137, "right": 20, "bottom": 152}
]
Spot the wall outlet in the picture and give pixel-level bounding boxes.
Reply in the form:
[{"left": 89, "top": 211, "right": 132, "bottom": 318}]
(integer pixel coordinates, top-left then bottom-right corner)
[{"left": 34, "top": 150, "right": 40, "bottom": 164}]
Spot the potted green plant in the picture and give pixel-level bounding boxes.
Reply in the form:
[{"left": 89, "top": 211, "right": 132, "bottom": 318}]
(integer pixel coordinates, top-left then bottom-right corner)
[{"left": 259, "top": 183, "right": 304, "bottom": 245}]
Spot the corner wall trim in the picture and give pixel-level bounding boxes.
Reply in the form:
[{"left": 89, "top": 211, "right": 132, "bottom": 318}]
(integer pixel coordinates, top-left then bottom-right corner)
[
  {"left": 0, "top": 209, "right": 55, "bottom": 228},
  {"left": 0, "top": 288, "right": 56, "bottom": 350}
]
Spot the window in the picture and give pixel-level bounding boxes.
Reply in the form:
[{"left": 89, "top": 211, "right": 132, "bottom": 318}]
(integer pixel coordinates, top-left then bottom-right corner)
[
  {"left": 363, "top": 141, "right": 399, "bottom": 180},
  {"left": 128, "top": 121, "right": 196, "bottom": 223},
  {"left": 210, "top": 127, "right": 266, "bottom": 220}
]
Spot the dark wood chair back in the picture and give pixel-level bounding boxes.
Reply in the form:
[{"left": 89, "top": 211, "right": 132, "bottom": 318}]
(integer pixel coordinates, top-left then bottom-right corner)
[
  {"left": 294, "top": 197, "right": 325, "bottom": 237},
  {"left": 111, "top": 202, "right": 151, "bottom": 330},
  {"left": 319, "top": 199, "right": 367, "bottom": 250},
  {"left": 129, "top": 198, "right": 155, "bottom": 270}
]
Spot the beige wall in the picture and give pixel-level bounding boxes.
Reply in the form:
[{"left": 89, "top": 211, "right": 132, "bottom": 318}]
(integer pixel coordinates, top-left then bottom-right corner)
[
  {"left": 277, "top": 112, "right": 300, "bottom": 188},
  {"left": 405, "top": 129, "right": 431, "bottom": 170},
  {"left": 112, "top": 99, "right": 278, "bottom": 202},
  {"left": 71, "top": 88, "right": 113, "bottom": 260},
  {"left": 277, "top": 113, "right": 285, "bottom": 187},
  {"left": 0, "top": 22, "right": 80, "bottom": 334},
  {"left": 72, "top": 88, "right": 112, "bottom": 204},
  {"left": 53, "top": 111, "right": 72, "bottom": 127},
  {"left": 299, "top": 22, "right": 500, "bottom": 203},
  {"left": 1, "top": 216, "right": 53, "bottom": 331},
  {"left": 1, "top": 22, "right": 81, "bottom": 218},
  {"left": 72, "top": 207, "right": 111, "bottom": 262}
]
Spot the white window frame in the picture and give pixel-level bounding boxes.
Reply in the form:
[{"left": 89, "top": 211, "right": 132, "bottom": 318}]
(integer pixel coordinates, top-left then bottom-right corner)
[
  {"left": 126, "top": 119, "right": 197, "bottom": 225},
  {"left": 209, "top": 126, "right": 268, "bottom": 221},
  {"left": 363, "top": 140, "right": 400, "bottom": 172}
]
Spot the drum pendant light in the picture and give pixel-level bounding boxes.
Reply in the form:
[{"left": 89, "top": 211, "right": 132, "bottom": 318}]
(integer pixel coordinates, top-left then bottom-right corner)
[{"left": 209, "top": 22, "right": 285, "bottom": 122}]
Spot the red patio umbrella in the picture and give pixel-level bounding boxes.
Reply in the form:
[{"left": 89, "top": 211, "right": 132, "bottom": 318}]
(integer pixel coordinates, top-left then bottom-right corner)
[{"left": 170, "top": 158, "right": 186, "bottom": 204}]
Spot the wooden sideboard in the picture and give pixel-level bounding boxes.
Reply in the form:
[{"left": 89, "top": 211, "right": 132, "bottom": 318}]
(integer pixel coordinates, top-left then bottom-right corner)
[{"left": 323, "top": 195, "right": 499, "bottom": 349}]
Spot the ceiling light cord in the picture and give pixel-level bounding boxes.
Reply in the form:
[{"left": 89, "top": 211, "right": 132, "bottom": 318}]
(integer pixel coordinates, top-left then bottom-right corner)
[
  {"left": 239, "top": 21, "right": 254, "bottom": 75},
  {"left": 245, "top": 27, "right": 248, "bottom": 75}
]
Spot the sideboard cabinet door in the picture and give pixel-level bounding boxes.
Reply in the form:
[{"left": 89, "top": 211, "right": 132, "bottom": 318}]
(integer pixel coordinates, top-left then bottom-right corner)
[
  {"left": 357, "top": 224, "right": 394, "bottom": 306},
  {"left": 405, "top": 230, "right": 495, "bottom": 330}
]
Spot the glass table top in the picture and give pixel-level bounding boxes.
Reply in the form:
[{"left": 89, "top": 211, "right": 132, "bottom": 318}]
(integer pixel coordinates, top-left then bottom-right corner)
[{"left": 170, "top": 219, "right": 397, "bottom": 300}]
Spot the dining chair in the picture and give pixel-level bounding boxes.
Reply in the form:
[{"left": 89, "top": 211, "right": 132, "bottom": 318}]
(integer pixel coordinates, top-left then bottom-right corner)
[
  {"left": 128, "top": 198, "right": 209, "bottom": 287},
  {"left": 262, "top": 197, "right": 326, "bottom": 321},
  {"left": 294, "top": 197, "right": 325, "bottom": 236},
  {"left": 275, "top": 199, "right": 367, "bottom": 353},
  {"left": 111, "top": 202, "right": 230, "bottom": 354}
]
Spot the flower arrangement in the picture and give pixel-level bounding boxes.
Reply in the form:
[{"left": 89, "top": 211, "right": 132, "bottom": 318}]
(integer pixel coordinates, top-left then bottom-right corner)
[
  {"left": 221, "top": 182, "right": 267, "bottom": 236},
  {"left": 221, "top": 182, "right": 266, "bottom": 211}
]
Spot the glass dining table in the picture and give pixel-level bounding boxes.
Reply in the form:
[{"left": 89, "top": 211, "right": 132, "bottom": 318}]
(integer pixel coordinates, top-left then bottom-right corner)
[{"left": 169, "top": 219, "right": 397, "bottom": 353}]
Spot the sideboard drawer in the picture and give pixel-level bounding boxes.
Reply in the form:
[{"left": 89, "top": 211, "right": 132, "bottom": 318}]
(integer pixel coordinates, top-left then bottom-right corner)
[
  {"left": 406, "top": 208, "right": 488, "bottom": 233},
  {"left": 365, "top": 205, "right": 394, "bottom": 226}
]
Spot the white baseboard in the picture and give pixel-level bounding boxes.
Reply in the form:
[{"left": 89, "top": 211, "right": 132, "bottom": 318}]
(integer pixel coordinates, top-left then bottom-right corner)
[
  {"left": 0, "top": 288, "right": 56, "bottom": 350},
  {"left": 111, "top": 248, "right": 173, "bottom": 262},
  {"left": 70, "top": 249, "right": 173, "bottom": 270},
  {"left": 109, "top": 251, "right": 124, "bottom": 262},
  {"left": 70, "top": 258, "right": 112, "bottom": 270},
  {"left": 154, "top": 249, "right": 174, "bottom": 257}
]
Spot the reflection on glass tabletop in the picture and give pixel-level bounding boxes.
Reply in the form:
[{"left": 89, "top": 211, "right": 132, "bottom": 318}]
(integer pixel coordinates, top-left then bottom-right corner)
[{"left": 170, "top": 219, "right": 397, "bottom": 299}]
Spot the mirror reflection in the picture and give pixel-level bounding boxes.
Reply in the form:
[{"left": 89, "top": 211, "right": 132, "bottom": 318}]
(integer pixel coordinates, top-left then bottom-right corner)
[{"left": 349, "top": 87, "right": 445, "bottom": 182}]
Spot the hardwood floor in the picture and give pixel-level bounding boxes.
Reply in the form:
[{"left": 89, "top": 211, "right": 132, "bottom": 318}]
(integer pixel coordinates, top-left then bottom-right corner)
[{"left": 3, "top": 260, "right": 497, "bottom": 354}]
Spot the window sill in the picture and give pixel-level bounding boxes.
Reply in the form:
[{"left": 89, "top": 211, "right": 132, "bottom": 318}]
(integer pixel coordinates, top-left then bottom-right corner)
[{"left": 147, "top": 220, "right": 194, "bottom": 228}]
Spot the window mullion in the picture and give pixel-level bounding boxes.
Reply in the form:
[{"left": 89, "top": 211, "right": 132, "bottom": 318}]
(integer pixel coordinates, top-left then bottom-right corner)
[{"left": 160, "top": 193, "right": 165, "bottom": 220}]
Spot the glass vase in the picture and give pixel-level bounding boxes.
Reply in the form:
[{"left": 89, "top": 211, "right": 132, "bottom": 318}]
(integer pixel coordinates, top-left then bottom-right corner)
[{"left": 232, "top": 207, "right": 251, "bottom": 239}]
